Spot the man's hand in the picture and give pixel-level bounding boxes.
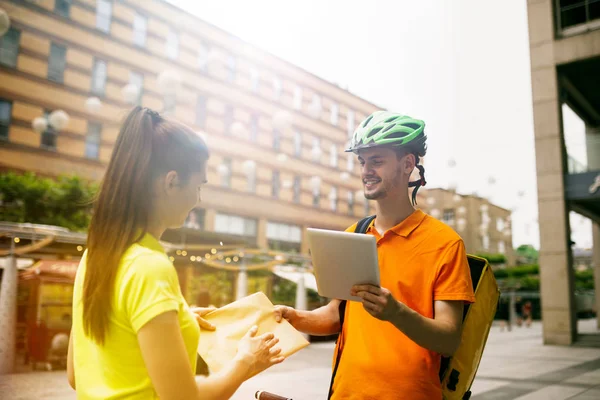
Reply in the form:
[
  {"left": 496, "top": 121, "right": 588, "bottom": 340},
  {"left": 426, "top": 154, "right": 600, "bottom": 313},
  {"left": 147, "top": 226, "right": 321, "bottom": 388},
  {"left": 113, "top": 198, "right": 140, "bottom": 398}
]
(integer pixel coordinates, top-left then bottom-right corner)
[
  {"left": 190, "top": 306, "right": 217, "bottom": 331},
  {"left": 273, "top": 305, "right": 297, "bottom": 324},
  {"left": 351, "top": 285, "right": 404, "bottom": 322}
]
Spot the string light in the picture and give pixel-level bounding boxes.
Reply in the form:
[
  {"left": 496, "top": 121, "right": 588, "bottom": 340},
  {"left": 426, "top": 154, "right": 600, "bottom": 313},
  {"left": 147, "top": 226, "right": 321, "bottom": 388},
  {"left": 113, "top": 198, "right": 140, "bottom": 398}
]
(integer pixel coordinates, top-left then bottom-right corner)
[
  {"left": 14, "top": 237, "right": 20, "bottom": 243},
  {"left": 211, "top": 248, "right": 217, "bottom": 254},
  {"left": 76, "top": 246, "right": 83, "bottom": 252},
  {"left": 225, "top": 257, "right": 231, "bottom": 263},
  {"left": 182, "top": 251, "right": 187, "bottom": 256},
  {"left": 190, "top": 256, "right": 196, "bottom": 261},
  {"left": 176, "top": 250, "right": 182, "bottom": 255}
]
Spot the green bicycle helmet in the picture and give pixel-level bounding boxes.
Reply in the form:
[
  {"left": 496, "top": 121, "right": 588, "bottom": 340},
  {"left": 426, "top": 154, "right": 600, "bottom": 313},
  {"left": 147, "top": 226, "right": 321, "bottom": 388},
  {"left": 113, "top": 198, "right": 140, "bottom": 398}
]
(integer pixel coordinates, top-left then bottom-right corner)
[{"left": 347, "top": 111, "right": 428, "bottom": 206}]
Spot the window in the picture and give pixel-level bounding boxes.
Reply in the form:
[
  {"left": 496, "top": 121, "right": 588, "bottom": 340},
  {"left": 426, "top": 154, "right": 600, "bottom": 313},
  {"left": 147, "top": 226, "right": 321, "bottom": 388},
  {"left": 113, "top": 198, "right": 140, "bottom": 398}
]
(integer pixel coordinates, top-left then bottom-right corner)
[
  {"left": 347, "top": 109, "right": 355, "bottom": 138},
  {"left": 442, "top": 209, "right": 455, "bottom": 225},
  {"left": 0, "top": 100, "right": 12, "bottom": 141},
  {"left": 272, "top": 171, "right": 280, "bottom": 198},
  {"left": 96, "top": 0, "right": 112, "bottom": 33},
  {"left": 482, "top": 235, "right": 490, "bottom": 251},
  {"left": 129, "top": 71, "right": 144, "bottom": 105},
  {"left": 196, "top": 95, "right": 207, "bottom": 128},
  {"left": 166, "top": 29, "right": 179, "bottom": 60},
  {"left": 224, "top": 105, "right": 233, "bottom": 135},
  {"left": 249, "top": 114, "right": 258, "bottom": 142},
  {"left": 294, "top": 130, "right": 302, "bottom": 157},
  {"left": 54, "top": 0, "right": 71, "bottom": 18},
  {"left": 247, "top": 166, "right": 256, "bottom": 193},
  {"left": 273, "top": 129, "right": 281, "bottom": 150},
  {"left": 557, "top": 0, "right": 600, "bottom": 32},
  {"left": 496, "top": 217, "right": 505, "bottom": 232},
  {"left": 226, "top": 55, "right": 236, "bottom": 82},
  {"left": 330, "top": 144, "right": 338, "bottom": 168},
  {"left": 293, "top": 86, "right": 303, "bottom": 110},
  {"left": 85, "top": 122, "right": 102, "bottom": 159},
  {"left": 41, "top": 111, "right": 57, "bottom": 150},
  {"left": 498, "top": 240, "right": 506, "bottom": 254},
  {"left": 347, "top": 191, "right": 354, "bottom": 216},
  {"left": 293, "top": 176, "right": 301, "bottom": 203},
  {"left": 214, "top": 213, "right": 257, "bottom": 237},
  {"left": 90, "top": 59, "right": 107, "bottom": 95},
  {"left": 48, "top": 43, "right": 66, "bottom": 83},
  {"left": 312, "top": 137, "right": 321, "bottom": 163},
  {"left": 312, "top": 188, "right": 320, "bottom": 207},
  {"left": 163, "top": 95, "right": 176, "bottom": 115},
  {"left": 267, "top": 222, "right": 301, "bottom": 243},
  {"left": 330, "top": 102, "right": 339, "bottom": 126},
  {"left": 133, "top": 13, "right": 147, "bottom": 47},
  {"left": 273, "top": 76, "right": 282, "bottom": 100},
  {"left": 0, "top": 28, "right": 20, "bottom": 68},
  {"left": 220, "top": 158, "right": 232, "bottom": 188},
  {"left": 346, "top": 152, "right": 354, "bottom": 172},
  {"left": 198, "top": 43, "right": 209, "bottom": 70},
  {"left": 330, "top": 187, "right": 338, "bottom": 212},
  {"left": 250, "top": 67, "right": 259, "bottom": 92}
]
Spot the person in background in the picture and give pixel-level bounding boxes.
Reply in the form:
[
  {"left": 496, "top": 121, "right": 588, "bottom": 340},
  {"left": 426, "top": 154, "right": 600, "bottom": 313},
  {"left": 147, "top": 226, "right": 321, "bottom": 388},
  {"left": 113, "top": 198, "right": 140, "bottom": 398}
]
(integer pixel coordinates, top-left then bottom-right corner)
[{"left": 67, "top": 107, "right": 284, "bottom": 400}]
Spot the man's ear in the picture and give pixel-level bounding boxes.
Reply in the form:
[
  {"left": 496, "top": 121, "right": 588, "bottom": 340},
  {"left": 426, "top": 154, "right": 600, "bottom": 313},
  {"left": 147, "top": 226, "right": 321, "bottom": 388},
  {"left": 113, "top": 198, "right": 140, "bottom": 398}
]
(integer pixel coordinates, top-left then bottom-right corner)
[{"left": 403, "top": 153, "right": 417, "bottom": 174}]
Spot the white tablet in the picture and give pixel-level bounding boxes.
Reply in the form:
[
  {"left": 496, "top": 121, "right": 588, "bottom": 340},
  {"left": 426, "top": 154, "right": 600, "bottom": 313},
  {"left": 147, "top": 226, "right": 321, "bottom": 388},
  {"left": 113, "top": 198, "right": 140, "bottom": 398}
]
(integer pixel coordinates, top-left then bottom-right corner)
[{"left": 306, "top": 228, "right": 380, "bottom": 302}]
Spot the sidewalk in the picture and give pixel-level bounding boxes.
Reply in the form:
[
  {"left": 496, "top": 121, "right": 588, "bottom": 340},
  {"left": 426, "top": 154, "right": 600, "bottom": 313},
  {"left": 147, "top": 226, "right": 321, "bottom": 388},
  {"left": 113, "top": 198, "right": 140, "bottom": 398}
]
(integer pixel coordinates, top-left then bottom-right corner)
[{"left": 1, "top": 319, "right": 599, "bottom": 399}]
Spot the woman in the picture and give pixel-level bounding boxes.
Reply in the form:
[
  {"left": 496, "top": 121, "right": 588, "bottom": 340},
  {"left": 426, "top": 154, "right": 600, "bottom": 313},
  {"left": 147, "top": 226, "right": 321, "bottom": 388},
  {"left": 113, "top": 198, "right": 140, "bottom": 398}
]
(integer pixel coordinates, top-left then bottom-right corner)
[{"left": 67, "top": 107, "right": 284, "bottom": 399}]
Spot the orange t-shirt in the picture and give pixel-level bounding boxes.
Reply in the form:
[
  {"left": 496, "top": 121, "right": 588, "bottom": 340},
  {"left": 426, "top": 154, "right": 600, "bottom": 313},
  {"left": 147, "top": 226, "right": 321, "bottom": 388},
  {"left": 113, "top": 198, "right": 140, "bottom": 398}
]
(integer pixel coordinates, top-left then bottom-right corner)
[{"left": 330, "top": 209, "right": 475, "bottom": 400}]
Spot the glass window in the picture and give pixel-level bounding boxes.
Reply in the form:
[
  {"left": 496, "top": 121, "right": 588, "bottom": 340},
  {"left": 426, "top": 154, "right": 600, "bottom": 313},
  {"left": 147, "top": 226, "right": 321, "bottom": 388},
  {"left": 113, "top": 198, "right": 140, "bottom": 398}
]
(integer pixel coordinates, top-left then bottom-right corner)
[
  {"left": 347, "top": 191, "right": 354, "bottom": 216},
  {"left": 129, "top": 71, "right": 144, "bottom": 105},
  {"left": 0, "top": 100, "right": 12, "bottom": 140},
  {"left": 330, "top": 102, "right": 339, "bottom": 126},
  {"left": 266, "top": 222, "right": 302, "bottom": 243},
  {"left": 0, "top": 28, "right": 20, "bottom": 68},
  {"left": 272, "top": 170, "right": 280, "bottom": 198},
  {"left": 330, "top": 144, "right": 338, "bottom": 167},
  {"left": 48, "top": 43, "right": 66, "bottom": 83},
  {"left": 85, "top": 122, "right": 102, "bottom": 159},
  {"left": 273, "top": 76, "right": 282, "bottom": 100},
  {"left": 497, "top": 217, "right": 505, "bottom": 232},
  {"left": 224, "top": 105, "right": 233, "bottom": 135},
  {"left": 330, "top": 186, "right": 338, "bottom": 212},
  {"left": 498, "top": 240, "right": 506, "bottom": 254},
  {"left": 133, "top": 13, "right": 147, "bottom": 47},
  {"left": 41, "top": 111, "right": 57, "bottom": 150},
  {"left": 273, "top": 129, "right": 281, "bottom": 150},
  {"left": 249, "top": 114, "right": 258, "bottom": 142},
  {"left": 198, "top": 43, "right": 209, "bottom": 70},
  {"left": 443, "top": 209, "right": 455, "bottom": 225},
  {"left": 294, "top": 130, "right": 302, "bottom": 157},
  {"left": 54, "top": 0, "right": 71, "bottom": 18},
  {"left": 96, "top": 0, "right": 113, "bottom": 33},
  {"left": 293, "top": 86, "right": 303, "bottom": 110},
  {"left": 215, "top": 213, "right": 257, "bottom": 237},
  {"left": 226, "top": 54, "right": 236, "bottom": 82},
  {"left": 196, "top": 95, "right": 207, "bottom": 128},
  {"left": 166, "top": 29, "right": 179, "bottom": 60},
  {"left": 221, "top": 158, "right": 232, "bottom": 188},
  {"left": 347, "top": 109, "right": 355, "bottom": 138},
  {"left": 250, "top": 67, "right": 259, "bottom": 92},
  {"left": 293, "top": 176, "right": 301, "bottom": 203},
  {"left": 91, "top": 59, "right": 107, "bottom": 96}
]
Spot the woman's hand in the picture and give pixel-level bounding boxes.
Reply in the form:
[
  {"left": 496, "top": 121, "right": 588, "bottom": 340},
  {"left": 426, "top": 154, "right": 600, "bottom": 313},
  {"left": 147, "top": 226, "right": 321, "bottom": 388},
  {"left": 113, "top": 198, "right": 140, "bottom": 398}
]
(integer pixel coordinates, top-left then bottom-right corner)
[
  {"left": 189, "top": 307, "right": 216, "bottom": 331},
  {"left": 235, "top": 326, "right": 285, "bottom": 378}
]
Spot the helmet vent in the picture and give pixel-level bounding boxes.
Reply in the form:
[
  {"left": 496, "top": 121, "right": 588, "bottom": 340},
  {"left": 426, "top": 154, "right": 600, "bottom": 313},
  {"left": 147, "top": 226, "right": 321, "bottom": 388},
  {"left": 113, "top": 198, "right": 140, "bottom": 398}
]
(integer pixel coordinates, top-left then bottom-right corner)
[
  {"left": 367, "top": 126, "right": 383, "bottom": 138},
  {"left": 362, "top": 115, "right": 374, "bottom": 127},
  {"left": 385, "top": 116, "right": 399, "bottom": 123},
  {"left": 381, "top": 124, "right": 395, "bottom": 134},
  {"left": 404, "top": 122, "right": 420, "bottom": 130}
]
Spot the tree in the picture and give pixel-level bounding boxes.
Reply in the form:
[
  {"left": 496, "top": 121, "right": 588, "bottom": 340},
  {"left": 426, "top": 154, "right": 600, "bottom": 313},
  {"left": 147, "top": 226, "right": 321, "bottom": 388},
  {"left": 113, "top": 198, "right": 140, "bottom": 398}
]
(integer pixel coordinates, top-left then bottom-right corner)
[
  {"left": 0, "top": 172, "right": 98, "bottom": 231},
  {"left": 515, "top": 244, "right": 539, "bottom": 264}
]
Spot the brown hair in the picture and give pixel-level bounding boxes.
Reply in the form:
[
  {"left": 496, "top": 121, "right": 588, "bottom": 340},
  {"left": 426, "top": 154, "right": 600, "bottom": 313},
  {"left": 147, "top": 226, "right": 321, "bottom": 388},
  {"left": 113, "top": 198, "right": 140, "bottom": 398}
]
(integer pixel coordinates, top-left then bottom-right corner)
[{"left": 83, "top": 106, "right": 209, "bottom": 345}]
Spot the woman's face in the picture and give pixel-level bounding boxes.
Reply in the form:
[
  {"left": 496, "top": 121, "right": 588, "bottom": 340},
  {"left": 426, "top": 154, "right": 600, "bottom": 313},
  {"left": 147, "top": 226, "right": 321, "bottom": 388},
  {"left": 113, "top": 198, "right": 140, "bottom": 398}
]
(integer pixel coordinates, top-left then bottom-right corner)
[{"left": 161, "top": 167, "right": 207, "bottom": 229}]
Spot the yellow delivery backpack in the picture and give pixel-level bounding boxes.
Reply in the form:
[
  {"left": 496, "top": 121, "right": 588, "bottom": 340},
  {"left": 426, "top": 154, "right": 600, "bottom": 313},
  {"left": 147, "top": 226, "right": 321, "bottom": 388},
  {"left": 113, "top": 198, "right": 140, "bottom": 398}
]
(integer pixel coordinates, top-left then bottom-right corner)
[
  {"left": 440, "top": 254, "right": 500, "bottom": 400},
  {"left": 328, "top": 216, "right": 500, "bottom": 400}
]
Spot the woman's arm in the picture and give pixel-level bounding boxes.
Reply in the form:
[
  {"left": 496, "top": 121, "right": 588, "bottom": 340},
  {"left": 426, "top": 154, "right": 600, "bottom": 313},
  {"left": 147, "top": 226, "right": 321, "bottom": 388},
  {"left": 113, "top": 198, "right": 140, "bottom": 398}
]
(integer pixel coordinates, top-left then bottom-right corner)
[
  {"left": 138, "top": 311, "right": 282, "bottom": 400},
  {"left": 67, "top": 330, "right": 75, "bottom": 390}
]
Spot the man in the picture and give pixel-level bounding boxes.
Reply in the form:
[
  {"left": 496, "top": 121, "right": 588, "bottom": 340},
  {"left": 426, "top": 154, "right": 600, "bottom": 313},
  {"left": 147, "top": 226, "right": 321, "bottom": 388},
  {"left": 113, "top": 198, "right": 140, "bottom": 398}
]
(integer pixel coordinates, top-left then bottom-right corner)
[{"left": 274, "top": 111, "right": 475, "bottom": 399}]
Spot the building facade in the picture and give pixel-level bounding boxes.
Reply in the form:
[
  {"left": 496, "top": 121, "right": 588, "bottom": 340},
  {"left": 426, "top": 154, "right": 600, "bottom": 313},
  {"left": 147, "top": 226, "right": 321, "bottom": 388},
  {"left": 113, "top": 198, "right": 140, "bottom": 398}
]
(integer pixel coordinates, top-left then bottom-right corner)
[
  {"left": 0, "top": 0, "right": 395, "bottom": 255},
  {"left": 419, "top": 188, "right": 515, "bottom": 265},
  {"left": 526, "top": 0, "right": 600, "bottom": 344}
]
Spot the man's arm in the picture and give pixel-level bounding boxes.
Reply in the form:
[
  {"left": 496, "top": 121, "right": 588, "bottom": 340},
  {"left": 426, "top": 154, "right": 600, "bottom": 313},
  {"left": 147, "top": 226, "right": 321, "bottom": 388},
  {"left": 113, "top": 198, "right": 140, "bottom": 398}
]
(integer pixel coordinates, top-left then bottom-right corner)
[
  {"left": 274, "top": 299, "right": 342, "bottom": 336},
  {"left": 351, "top": 286, "right": 463, "bottom": 357}
]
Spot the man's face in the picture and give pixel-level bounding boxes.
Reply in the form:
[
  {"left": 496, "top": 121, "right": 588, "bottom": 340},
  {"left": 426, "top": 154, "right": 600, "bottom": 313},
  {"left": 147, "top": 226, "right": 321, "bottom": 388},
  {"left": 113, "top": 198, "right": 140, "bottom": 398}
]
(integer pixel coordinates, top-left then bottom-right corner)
[{"left": 357, "top": 147, "right": 414, "bottom": 200}]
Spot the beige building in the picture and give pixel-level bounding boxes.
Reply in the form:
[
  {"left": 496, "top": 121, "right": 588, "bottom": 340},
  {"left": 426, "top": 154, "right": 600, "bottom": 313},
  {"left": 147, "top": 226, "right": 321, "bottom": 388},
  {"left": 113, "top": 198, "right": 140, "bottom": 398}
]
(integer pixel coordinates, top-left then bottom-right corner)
[
  {"left": 420, "top": 188, "right": 515, "bottom": 265},
  {"left": 526, "top": 0, "right": 600, "bottom": 344},
  {"left": 0, "top": 0, "right": 414, "bottom": 256}
]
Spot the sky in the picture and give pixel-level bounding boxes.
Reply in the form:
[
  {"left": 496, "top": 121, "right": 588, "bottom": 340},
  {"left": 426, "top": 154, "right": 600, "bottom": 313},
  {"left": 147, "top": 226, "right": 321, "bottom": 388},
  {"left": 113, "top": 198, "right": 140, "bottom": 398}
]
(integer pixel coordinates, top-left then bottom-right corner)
[{"left": 167, "top": 0, "right": 594, "bottom": 250}]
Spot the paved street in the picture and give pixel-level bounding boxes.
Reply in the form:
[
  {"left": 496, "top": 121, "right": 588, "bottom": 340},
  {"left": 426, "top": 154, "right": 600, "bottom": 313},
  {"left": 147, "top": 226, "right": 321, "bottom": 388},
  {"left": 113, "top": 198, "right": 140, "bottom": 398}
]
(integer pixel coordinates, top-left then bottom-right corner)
[{"left": 1, "top": 319, "right": 599, "bottom": 399}]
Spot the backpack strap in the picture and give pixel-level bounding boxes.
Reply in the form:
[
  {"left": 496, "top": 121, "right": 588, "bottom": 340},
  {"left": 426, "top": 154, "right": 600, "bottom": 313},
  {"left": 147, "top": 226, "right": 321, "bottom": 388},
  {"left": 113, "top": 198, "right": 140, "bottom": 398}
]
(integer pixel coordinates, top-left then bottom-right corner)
[{"left": 327, "top": 215, "right": 376, "bottom": 399}]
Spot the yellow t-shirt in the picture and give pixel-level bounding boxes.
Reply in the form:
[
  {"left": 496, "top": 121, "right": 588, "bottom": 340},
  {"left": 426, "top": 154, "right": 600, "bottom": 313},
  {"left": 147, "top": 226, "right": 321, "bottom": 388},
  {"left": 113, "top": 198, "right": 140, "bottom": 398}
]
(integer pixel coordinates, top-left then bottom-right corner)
[{"left": 72, "top": 233, "right": 200, "bottom": 399}]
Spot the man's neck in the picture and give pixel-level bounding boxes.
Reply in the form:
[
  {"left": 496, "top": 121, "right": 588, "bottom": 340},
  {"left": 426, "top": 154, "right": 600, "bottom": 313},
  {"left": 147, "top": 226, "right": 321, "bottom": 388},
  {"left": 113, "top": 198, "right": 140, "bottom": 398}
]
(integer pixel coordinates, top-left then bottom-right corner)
[{"left": 373, "top": 195, "right": 415, "bottom": 234}]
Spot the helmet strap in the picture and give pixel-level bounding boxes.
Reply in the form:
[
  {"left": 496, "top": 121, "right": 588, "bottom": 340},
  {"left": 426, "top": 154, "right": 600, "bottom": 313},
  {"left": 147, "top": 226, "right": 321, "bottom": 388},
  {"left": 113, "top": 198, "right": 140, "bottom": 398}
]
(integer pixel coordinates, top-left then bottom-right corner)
[{"left": 408, "top": 161, "right": 426, "bottom": 206}]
